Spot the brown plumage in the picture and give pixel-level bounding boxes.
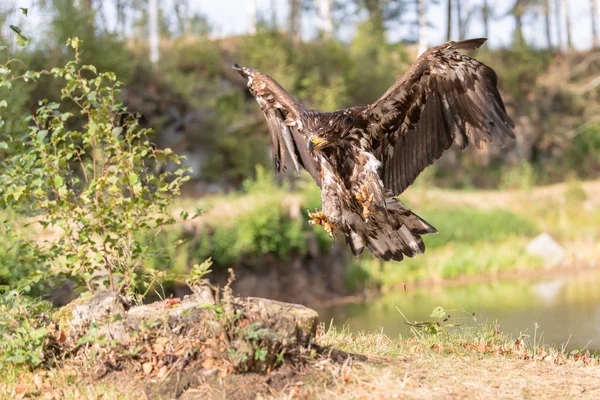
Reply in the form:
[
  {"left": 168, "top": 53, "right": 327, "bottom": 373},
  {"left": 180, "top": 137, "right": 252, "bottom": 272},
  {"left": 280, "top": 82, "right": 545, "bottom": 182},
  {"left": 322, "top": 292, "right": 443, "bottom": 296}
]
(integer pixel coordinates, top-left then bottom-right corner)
[{"left": 233, "top": 38, "right": 514, "bottom": 262}]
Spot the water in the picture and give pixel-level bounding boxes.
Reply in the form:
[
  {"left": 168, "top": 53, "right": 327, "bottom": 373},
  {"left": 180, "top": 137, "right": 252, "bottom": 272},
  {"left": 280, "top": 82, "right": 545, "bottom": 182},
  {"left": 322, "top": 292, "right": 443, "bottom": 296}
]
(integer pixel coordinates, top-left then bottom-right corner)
[{"left": 318, "top": 270, "right": 600, "bottom": 351}]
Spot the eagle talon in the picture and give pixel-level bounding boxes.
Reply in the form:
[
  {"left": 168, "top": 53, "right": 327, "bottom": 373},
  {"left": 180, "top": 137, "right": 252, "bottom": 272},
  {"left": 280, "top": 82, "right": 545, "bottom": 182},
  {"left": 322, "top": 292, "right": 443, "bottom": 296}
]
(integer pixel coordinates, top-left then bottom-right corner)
[
  {"left": 307, "top": 209, "right": 336, "bottom": 237},
  {"left": 355, "top": 185, "right": 376, "bottom": 221}
]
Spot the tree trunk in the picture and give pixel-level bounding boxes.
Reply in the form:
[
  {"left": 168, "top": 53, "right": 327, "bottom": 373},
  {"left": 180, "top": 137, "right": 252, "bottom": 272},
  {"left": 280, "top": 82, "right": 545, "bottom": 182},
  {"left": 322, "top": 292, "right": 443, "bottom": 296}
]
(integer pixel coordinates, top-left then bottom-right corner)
[
  {"left": 148, "top": 0, "right": 160, "bottom": 66},
  {"left": 271, "top": 0, "right": 278, "bottom": 29},
  {"left": 591, "top": 0, "right": 598, "bottom": 48},
  {"left": 482, "top": 0, "right": 490, "bottom": 39},
  {"left": 456, "top": 0, "right": 470, "bottom": 40},
  {"left": 456, "top": 0, "right": 464, "bottom": 40},
  {"left": 543, "top": 0, "right": 552, "bottom": 49},
  {"left": 288, "top": 0, "right": 302, "bottom": 41},
  {"left": 562, "top": 0, "right": 572, "bottom": 50},
  {"left": 513, "top": 0, "right": 525, "bottom": 46},
  {"left": 248, "top": 0, "right": 257, "bottom": 34},
  {"left": 446, "top": 0, "right": 452, "bottom": 41},
  {"left": 174, "top": 0, "right": 190, "bottom": 36},
  {"left": 364, "top": 0, "right": 385, "bottom": 34},
  {"left": 81, "top": 0, "right": 93, "bottom": 11},
  {"left": 315, "top": 0, "right": 334, "bottom": 38},
  {"left": 554, "top": 0, "right": 563, "bottom": 51},
  {"left": 115, "top": 0, "right": 126, "bottom": 35},
  {"left": 417, "top": 0, "right": 427, "bottom": 55}
]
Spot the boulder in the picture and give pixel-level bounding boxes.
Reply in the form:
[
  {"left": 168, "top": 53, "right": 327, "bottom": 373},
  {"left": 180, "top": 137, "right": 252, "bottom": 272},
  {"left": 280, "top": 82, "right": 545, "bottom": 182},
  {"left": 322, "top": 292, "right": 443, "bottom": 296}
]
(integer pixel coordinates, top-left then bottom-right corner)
[{"left": 526, "top": 233, "right": 566, "bottom": 266}]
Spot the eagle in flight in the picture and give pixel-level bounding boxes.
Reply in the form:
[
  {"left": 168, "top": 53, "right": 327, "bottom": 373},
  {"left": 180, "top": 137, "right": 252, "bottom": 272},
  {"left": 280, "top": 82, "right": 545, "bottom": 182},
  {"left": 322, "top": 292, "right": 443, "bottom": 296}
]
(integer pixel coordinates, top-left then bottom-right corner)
[{"left": 233, "top": 38, "right": 514, "bottom": 262}]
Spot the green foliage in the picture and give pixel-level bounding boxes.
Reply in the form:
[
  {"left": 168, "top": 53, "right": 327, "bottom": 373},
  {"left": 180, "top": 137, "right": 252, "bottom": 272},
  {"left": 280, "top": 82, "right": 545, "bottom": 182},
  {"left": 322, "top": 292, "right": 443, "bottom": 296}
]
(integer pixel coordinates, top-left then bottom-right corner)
[
  {"left": 346, "top": 205, "right": 541, "bottom": 290},
  {"left": 0, "top": 291, "right": 53, "bottom": 369},
  {"left": 418, "top": 206, "right": 538, "bottom": 250},
  {"left": 0, "top": 39, "right": 191, "bottom": 295},
  {"left": 347, "top": 21, "right": 410, "bottom": 106},
  {"left": 565, "top": 124, "right": 600, "bottom": 178},
  {"left": 500, "top": 162, "right": 538, "bottom": 191},
  {"left": 563, "top": 180, "right": 588, "bottom": 203},
  {"left": 476, "top": 47, "right": 554, "bottom": 103},
  {"left": 187, "top": 257, "right": 213, "bottom": 285}
]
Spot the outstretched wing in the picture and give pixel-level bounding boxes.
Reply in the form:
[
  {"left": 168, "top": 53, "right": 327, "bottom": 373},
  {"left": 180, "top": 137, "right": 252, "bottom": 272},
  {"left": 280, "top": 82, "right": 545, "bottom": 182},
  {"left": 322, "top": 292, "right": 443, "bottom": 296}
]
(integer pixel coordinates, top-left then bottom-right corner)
[
  {"left": 233, "top": 64, "right": 321, "bottom": 187},
  {"left": 364, "top": 38, "right": 514, "bottom": 195}
]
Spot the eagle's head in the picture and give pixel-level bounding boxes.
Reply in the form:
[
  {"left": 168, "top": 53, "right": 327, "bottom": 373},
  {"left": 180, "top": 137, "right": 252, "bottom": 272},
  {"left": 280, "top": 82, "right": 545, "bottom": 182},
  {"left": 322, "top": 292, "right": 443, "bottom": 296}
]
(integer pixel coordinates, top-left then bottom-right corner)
[
  {"left": 307, "top": 115, "right": 353, "bottom": 153},
  {"left": 308, "top": 127, "right": 338, "bottom": 153}
]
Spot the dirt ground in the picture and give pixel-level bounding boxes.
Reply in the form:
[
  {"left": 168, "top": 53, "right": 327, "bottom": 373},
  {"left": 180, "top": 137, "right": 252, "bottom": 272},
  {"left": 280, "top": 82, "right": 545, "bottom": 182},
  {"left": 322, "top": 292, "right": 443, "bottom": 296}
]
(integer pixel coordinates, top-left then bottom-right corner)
[{"left": 103, "top": 352, "right": 600, "bottom": 399}]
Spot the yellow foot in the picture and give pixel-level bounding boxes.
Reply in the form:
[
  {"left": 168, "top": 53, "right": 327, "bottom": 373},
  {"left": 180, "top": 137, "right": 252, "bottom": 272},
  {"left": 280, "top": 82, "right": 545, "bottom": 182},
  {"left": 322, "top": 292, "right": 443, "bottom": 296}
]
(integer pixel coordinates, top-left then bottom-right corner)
[
  {"left": 307, "top": 209, "right": 336, "bottom": 237},
  {"left": 355, "top": 185, "right": 375, "bottom": 220}
]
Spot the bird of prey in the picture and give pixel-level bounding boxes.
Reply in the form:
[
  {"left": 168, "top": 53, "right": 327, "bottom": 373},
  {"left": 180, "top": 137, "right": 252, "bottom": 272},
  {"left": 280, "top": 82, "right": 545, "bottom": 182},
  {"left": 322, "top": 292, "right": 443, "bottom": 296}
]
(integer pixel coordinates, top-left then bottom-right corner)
[{"left": 233, "top": 38, "right": 514, "bottom": 262}]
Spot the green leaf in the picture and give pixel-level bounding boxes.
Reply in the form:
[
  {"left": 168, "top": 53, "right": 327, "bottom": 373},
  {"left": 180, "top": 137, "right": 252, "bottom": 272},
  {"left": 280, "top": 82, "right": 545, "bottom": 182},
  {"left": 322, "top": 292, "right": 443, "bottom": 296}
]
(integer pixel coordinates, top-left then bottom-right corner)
[
  {"left": 9, "top": 26, "right": 29, "bottom": 47},
  {"left": 0, "top": 45, "right": 7, "bottom": 52},
  {"left": 16, "top": 34, "right": 29, "bottom": 47},
  {"left": 69, "top": 37, "right": 80, "bottom": 49},
  {"left": 430, "top": 306, "right": 446, "bottom": 319},
  {"left": 20, "top": 8, "right": 28, "bottom": 16},
  {"left": 37, "top": 130, "right": 48, "bottom": 141},
  {"left": 0, "top": 100, "right": 7, "bottom": 108},
  {"left": 111, "top": 127, "right": 123, "bottom": 138},
  {"left": 9, "top": 25, "right": 22, "bottom": 35},
  {"left": 128, "top": 172, "right": 139, "bottom": 186},
  {"left": 0, "top": 142, "right": 8, "bottom": 150},
  {"left": 53, "top": 175, "right": 64, "bottom": 188}
]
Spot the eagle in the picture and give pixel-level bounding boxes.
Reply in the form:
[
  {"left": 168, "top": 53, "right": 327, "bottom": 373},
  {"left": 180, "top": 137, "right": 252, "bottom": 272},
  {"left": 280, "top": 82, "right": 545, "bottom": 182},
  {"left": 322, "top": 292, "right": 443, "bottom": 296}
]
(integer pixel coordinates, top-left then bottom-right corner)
[{"left": 233, "top": 38, "right": 514, "bottom": 262}]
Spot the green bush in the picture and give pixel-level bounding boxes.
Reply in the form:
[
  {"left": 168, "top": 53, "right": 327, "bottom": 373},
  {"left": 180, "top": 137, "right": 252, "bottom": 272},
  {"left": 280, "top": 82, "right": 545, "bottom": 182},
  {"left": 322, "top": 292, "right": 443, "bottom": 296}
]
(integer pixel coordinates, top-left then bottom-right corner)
[
  {"left": 0, "top": 290, "right": 53, "bottom": 369},
  {"left": 1, "top": 38, "right": 191, "bottom": 296}
]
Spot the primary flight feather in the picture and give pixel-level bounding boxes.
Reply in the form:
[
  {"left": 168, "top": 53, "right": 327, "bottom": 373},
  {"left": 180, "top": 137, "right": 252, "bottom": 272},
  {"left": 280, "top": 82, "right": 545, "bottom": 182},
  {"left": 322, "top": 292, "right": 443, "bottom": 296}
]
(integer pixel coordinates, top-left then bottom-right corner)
[{"left": 233, "top": 38, "right": 514, "bottom": 262}]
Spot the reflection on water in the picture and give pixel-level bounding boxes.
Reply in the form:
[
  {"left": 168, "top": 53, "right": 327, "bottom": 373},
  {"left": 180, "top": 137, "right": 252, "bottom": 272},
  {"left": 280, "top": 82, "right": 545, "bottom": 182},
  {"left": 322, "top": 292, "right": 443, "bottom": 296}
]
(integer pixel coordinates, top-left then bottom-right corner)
[{"left": 318, "top": 269, "right": 600, "bottom": 351}]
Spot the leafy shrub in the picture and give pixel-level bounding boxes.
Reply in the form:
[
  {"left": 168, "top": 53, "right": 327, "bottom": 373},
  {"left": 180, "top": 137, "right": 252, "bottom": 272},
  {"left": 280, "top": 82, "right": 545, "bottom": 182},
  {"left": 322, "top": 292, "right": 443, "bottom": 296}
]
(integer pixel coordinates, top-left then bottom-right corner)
[
  {"left": 0, "top": 290, "right": 53, "bottom": 369},
  {"left": 0, "top": 38, "right": 192, "bottom": 296},
  {"left": 500, "top": 161, "right": 538, "bottom": 191}
]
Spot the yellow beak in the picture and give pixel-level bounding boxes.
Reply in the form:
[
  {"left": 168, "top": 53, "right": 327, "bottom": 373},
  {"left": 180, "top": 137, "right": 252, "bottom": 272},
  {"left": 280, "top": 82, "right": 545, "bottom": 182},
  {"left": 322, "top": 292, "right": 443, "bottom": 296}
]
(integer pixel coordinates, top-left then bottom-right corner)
[{"left": 308, "top": 137, "right": 328, "bottom": 152}]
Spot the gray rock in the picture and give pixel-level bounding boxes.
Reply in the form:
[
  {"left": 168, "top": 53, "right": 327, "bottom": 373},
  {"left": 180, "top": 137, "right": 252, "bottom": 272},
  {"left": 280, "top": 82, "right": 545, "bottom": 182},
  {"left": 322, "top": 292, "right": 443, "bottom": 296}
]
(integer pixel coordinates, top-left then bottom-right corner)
[
  {"left": 526, "top": 233, "right": 566, "bottom": 266},
  {"left": 56, "top": 288, "right": 319, "bottom": 355}
]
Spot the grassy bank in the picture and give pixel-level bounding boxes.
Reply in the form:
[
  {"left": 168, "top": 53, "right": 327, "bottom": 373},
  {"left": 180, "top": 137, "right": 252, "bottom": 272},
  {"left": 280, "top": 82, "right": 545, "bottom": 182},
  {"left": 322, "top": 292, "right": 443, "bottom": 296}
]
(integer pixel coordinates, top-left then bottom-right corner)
[
  {"left": 3, "top": 174, "right": 599, "bottom": 297},
  {"left": 167, "top": 176, "right": 600, "bottom": 294},
  {"left": 2, "top": 319, "right": 599, "bottom": 399}
]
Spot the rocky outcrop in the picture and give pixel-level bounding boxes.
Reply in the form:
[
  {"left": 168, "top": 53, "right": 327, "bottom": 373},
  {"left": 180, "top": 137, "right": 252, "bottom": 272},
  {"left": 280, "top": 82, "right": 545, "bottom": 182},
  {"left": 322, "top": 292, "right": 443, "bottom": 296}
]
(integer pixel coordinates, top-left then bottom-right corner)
[{"left": 52, "top": 288, "right": 319, "bottom": 376}]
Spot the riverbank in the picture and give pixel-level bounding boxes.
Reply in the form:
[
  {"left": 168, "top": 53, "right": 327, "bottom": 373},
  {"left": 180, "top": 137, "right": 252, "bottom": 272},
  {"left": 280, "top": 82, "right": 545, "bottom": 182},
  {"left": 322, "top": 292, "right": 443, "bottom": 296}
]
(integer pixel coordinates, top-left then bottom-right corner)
[
  {"left": 3, "top": 178, "right": 599, "bottom": 308},
  {"left": 176, "top": 177, "right": 600, "bottom": 303},
  {"left": 3, "top": 319, "right": 599, "bottom": 399}
]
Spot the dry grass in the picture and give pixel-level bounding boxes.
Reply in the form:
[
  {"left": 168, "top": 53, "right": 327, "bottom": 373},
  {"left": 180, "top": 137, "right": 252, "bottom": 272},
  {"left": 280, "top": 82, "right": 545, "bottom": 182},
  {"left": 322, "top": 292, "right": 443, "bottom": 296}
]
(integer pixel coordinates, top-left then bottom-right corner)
[{"left": 4, "top": 322, "right": 600, "bottom": 399}]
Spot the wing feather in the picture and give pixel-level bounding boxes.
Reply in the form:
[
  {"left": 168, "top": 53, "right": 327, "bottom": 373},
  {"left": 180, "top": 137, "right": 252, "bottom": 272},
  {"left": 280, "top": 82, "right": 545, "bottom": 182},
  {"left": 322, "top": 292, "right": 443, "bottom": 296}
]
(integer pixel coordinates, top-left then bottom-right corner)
[
  {"left": 366, "top": 38, "right": 514, "bottom": 195},
  {"left": 234, "top": 64, "right": 322, "bottom": 187}
]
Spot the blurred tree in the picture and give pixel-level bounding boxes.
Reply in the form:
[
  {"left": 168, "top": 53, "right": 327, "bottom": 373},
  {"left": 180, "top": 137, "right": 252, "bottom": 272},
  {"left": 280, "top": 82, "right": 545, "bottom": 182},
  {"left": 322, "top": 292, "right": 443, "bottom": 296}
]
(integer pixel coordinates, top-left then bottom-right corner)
[
  {"left": 249, "top": 0, "right": 258, "bottom": 34},
  {"left": 456, "top": 0, "right": 464, "bottom": 39},
  {"left": 149, "top": 0, "right": 160, "bottom": 65},
  {"left": 417, "top": 0, "right": 427, "bottom": 54},
  {"left": 481, "top": 0, "right": 491, "bottom": 39},
  {"left": 289, "top": 0, "right": 303, "bottom": 40},
  {"left": 270, "top": 0, "right": 279, "bottom": 29},
  {"left": 455, "top": 0, "right": 475, "bottom": 40},
  {"left": 174, "top": 0, "right": 191, "bottom": 35},
  {"left": 591, "top": 0, "right": 598, "bottom": 48},
  {"left": 561, "top": 0, "right": 572, "bottom": 50},
  {"left": 315, "top": 0, "right": 334, "bottom": 38},
  {"left": 554, "top": 0, "right": 562, "bottom": 51},
  {"left": 512, "top": 0, "right": 526, "bottom": 46},
  {"left": 542, "top": 0, "right": 552, "bottom": 49},
  {"left": 353, "top": 0, "right": 408, "bottom": 34},
  {"left": 446, "top": 0, "right": 452, "bottom": 40},
  {"left": 115, "top": 0, "right": 127, "bottom": 36}
]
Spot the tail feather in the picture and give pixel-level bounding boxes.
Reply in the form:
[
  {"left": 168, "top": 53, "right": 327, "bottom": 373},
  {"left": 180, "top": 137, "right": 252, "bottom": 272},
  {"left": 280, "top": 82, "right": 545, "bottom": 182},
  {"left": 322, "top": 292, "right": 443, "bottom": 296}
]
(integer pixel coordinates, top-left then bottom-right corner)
[{"left": 343, "top": 198, "right": 437, "bottom": 262}]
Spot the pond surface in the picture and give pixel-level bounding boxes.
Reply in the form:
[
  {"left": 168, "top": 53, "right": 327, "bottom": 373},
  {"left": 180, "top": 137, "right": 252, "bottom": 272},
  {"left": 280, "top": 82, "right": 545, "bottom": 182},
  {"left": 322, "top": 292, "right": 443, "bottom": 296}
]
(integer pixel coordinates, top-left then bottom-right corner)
[{"left": 318, "top": 269, "right": 600, "bottom": 351}]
